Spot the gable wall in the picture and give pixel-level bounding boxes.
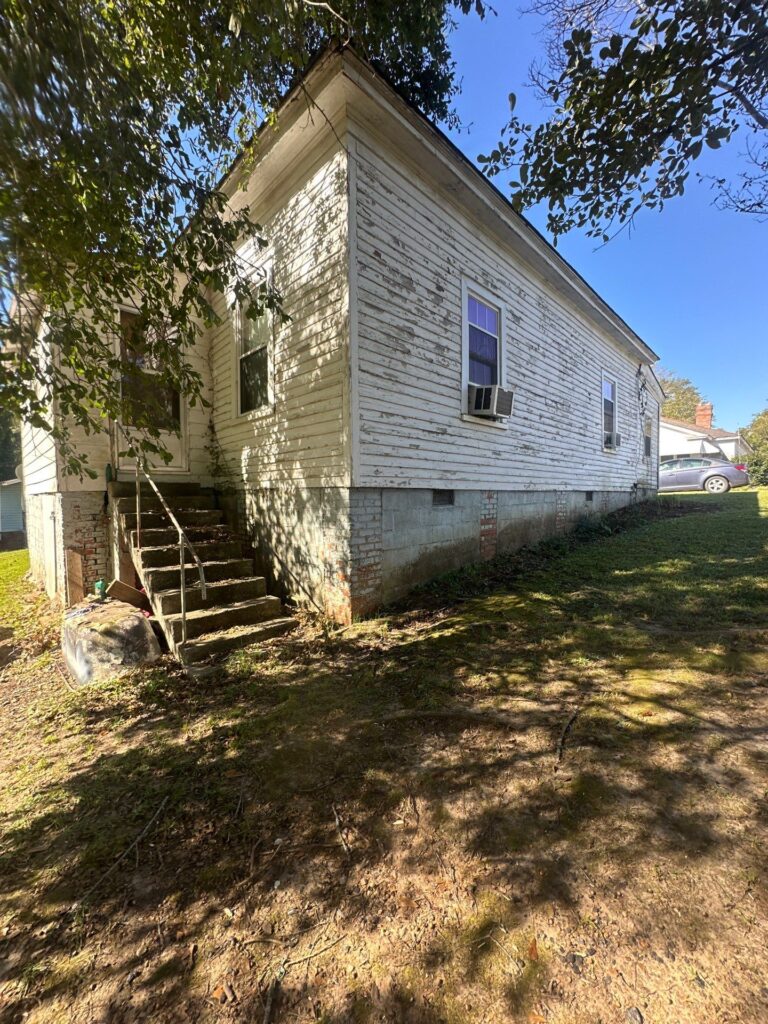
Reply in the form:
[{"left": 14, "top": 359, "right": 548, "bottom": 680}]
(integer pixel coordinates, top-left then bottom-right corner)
[
  {"left": 208, "top": 141, "right": 350, "bottom": 488},
  {"left": 350, "top": 127, "right": 659, "bottom": 492},
  {"left": 202, "top": 136, "right": 353, "bottom": 618}
]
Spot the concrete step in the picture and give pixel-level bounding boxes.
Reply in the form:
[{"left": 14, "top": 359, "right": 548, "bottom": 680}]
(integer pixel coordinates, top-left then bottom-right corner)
[
  {"left": 120, "top": 508, "right": 225, "bottom": 530},
  {"left": 180, "top": 617, "right": 298, "bottom": 664},
  {"left": 138, "top": 539, "right": 241, "bottom": 568},
  {"left": 130, "top": 525, "right": 231, "bottom": 548},
  {"left": 165, "top": 595, "right": 283, "bottom": 642},
  {"left": 115, "top": 494, "right": 216, "bottom": 514},
  {"left": 154, "top": 576, "right": 267, "bottom": 615},
  {"left": 109, "top": 481, "right": 205, "bottom": 499},
  {"left": 142, "top": 558, "right": 254, "bottom": 592}
]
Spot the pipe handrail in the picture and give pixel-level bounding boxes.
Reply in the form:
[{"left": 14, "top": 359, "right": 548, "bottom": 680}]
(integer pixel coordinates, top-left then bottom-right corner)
[{"left": 115, "top": 424, "right": 207, "bottom": 649}]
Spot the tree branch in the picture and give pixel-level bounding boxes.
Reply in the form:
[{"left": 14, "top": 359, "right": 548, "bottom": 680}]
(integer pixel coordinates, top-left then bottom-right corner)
[{"left": 718, "top": 80, "right": 768, "bottom": 130}]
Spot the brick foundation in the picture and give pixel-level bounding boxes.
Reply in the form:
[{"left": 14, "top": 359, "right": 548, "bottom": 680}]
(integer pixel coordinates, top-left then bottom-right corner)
[
  {"left": 26, "top": 489, "right": 112, "bottom": 603},
  {"left": 348, "top": 486, "right": 657, "bottom": 618},
  {"left": 479, "top": 490, "right": 498, "bottom": 560},
  {"left": 60, "top": 491, "right": 111, "bottom": 599}
]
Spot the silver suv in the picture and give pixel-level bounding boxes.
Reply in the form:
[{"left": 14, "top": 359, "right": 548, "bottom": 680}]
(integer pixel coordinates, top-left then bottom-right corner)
[{"left": 659, "top": 457, "right": 750, "bottom": 494}]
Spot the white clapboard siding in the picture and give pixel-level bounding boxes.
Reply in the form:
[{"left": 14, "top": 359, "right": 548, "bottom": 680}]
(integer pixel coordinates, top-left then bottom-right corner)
[
  {"left": 20, "top": 417, "right": 57, "bottom": 495},
  {"left": 209, "top": 143, "right": 350, "bottom": 488},
  {"left": 351, "top": 130, "right": 659, "bottom": 491}
]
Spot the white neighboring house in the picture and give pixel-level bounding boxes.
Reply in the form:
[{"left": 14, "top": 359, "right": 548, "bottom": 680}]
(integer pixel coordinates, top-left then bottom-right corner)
[
  {"left": 660, "top": 403, "right": 753, "bottom": 462},
  {"left": 21, "top": 46, "right": 663, "bottom": 651},
  {"left": 0, "top": 479, "right": 24, "bottom": 544}
]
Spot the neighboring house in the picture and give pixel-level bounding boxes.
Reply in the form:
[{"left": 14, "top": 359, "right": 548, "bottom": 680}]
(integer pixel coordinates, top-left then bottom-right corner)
[
  {"left": 0, "top": 478, "right": 24, "bottom": 549},
  {"left": 660, "top": 403, "right": 753, "bottom": 462},
  {"left": 21, "top": 47, "right": 662, "bottom": 658}
]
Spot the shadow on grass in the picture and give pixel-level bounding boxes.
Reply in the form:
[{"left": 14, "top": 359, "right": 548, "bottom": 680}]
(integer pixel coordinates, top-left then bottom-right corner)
[{"left": 1, "top": 491, "right": 768, "bottom": 1021}]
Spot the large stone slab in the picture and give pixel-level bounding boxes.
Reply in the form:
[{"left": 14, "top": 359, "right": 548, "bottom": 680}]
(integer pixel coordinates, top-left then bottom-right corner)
[{"left": 62, "top": 599, "right": 161, "bottom": 687}]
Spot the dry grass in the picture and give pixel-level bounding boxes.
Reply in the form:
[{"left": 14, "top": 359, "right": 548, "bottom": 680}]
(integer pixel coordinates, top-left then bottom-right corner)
[{"left": 1, "top": 490, "right": 768, "bottom": 1023}]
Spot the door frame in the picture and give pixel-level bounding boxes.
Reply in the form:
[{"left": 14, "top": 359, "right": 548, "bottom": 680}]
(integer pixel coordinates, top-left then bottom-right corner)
[{"left": 111, "top": 305, "right": 191, "bottom": 477}]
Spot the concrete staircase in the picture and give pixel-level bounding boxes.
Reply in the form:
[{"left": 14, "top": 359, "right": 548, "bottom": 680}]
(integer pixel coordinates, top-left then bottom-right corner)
[{"left": 111, "top": 481, "right": 296, "bottom": 666}]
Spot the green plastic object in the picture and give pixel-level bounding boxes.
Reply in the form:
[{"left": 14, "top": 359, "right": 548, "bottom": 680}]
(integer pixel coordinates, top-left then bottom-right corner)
[{"left": 95, "top": 579, "right": 107, "bottom": 601}]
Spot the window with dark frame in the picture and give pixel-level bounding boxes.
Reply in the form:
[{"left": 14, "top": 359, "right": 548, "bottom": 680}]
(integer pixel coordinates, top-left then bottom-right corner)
[
  {"left": 644, "top": 420, "right": 653, "bottom": 458},
  {"left": 238, "top": 303, "right": 270, "bottom": 415},
  {"left": 467, "top": 294, "right": 499, "bottom": 386},
  {"left": 602, "top": 376, "right": 617, "bottom": 447}
]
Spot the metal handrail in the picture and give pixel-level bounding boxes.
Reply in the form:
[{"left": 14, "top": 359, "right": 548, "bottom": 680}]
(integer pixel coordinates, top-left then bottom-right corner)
[{"left": 116, "top": 425, "right": 207, "bottom": 648}]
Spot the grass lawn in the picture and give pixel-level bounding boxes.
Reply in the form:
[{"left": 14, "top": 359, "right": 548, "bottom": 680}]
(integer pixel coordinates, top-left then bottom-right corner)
[{"left": 1, "top": 490, "right": 768, "bottom": 1023}]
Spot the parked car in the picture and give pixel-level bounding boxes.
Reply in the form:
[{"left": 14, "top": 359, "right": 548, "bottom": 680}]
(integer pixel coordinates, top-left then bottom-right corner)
[{"left": 658, "top": 457, "right": 750, "bottom": 494}]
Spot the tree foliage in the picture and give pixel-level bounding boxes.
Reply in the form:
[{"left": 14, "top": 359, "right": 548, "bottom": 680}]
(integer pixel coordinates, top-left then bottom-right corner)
[
  {"left": 0, "top": 0, "right": 485, "bottom": 475},
  {"left": 746, "top": 407, "right": 768, "bottom": 447},
  {"left": 481, "top": 0, "right": 768, "bottom": 241},
  {"left": 746, "top": 407, "right": 768, "bottom": 484},
  {"left": 0, "top": 406, "right": 20, "bottom": 479},
  {"left": 656, "top": 367, "right": 706, "bottom": 422}
]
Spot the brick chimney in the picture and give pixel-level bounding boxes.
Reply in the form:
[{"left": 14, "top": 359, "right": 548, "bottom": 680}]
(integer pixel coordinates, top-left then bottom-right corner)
[{"left": 695, "top": 402, "right": 714, "bottom": 430}]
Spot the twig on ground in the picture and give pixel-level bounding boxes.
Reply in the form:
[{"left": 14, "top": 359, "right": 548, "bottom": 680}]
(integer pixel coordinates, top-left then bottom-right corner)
[
  {"left": 234, "top": 778, "right": 246, "bottom": 819},
  {"left": 68, "top": 795, "right": 169, "bottom": 913},
  {"left": 262, "top": 975, "right": 280, "bottom": 1024},
  {"left": 261, "top": 935, "right": 344, "bottom": 1024},
  {"left": 489, "top": 935, "right": 518, "bottom": 973},
  {"left": 332, "top": 804, "right": 351, "bottom": 859},
  {"left": 294, "top": 773, "right": 344, "bottom": 794},
  {"left": 284, "top": 934, "right": 346, "bottom": 969},
  {"left": 555, "top": 707, "right": 582, "bottom": 770},
  {"left": 57, "top": 664, "right": 78, "bottom": 693},
  {"left": 409, "top": 792, "right": 420, "bottom": 829}
]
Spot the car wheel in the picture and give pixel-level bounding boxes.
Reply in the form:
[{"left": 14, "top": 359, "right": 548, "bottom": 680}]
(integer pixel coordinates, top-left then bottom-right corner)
[{"left": 704, "top": 475, "right": 730, "bottom": 494}]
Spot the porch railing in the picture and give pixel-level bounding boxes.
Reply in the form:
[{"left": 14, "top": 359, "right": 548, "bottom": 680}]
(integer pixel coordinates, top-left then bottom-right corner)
[{"left": 116, "top": 426, "right": 207, "bottom": 649}]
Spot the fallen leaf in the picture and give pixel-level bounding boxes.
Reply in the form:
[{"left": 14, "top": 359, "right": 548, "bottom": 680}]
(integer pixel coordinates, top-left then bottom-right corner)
[
  {"left": 212, "top": 985, "right": 227, "bottom": 1004},
  {"left": 528, "top": 937, "right": 539, "bottom": 961}
]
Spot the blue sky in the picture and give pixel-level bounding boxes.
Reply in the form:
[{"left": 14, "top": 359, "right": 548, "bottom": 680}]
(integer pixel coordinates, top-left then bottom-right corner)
[{"left": 445, "top": 5, "right": 767, "bottom": 430}]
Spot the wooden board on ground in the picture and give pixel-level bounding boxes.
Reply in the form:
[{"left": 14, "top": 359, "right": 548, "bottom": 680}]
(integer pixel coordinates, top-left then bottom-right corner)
[{"left": 106, "top": 578, "right": 151, "bottom": 612}]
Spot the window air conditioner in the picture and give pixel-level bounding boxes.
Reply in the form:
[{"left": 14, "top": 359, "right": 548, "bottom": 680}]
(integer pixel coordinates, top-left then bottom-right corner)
[
  {"left": 468, "top": 384, "right": 514, "bottom": 419},
  {"left": 604, "top": 432, "right": 622, "bottom": 449}
]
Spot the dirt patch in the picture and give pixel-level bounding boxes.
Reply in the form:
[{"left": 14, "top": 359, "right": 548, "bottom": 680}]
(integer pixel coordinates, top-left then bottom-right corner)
[{"left": 1, "top": 491, "right": 768, "bottom": 1023}]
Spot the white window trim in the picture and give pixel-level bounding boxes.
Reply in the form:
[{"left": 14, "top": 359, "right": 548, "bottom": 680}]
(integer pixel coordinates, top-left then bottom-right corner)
[
  {"left": 232, "top": 262, "right": 275, "bottom": 421},
  {"left": 460, "top": 278, "right": 507, "bottom": 427},
  {"left": 601, "top": 371, "right": 618, "bottom": 452}
]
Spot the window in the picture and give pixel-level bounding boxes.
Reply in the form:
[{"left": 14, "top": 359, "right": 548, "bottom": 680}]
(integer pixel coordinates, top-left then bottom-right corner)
[
  {"left": 461, "top": 280, "right": 507, "bottom": 423},
  {"left": 432, "top": 489, "right": 455, "bottom": 507},
  {"left": 602, "top": 375, "right": 617, "bottom": 448},
  {"left": 237, "top": 301, "right": 271, "bottom": 415},
  {"left": 644, "top": 418, "right": 652, "bottom": 458},
  {"left": 467, "top": 294, "right": 500, "bottom": 386},
  {"left": 119, "top": 310, "right": 180, "bottom": 431},
  {"left": 585, "top": 490, "right": 594, "bottom": 502}
]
